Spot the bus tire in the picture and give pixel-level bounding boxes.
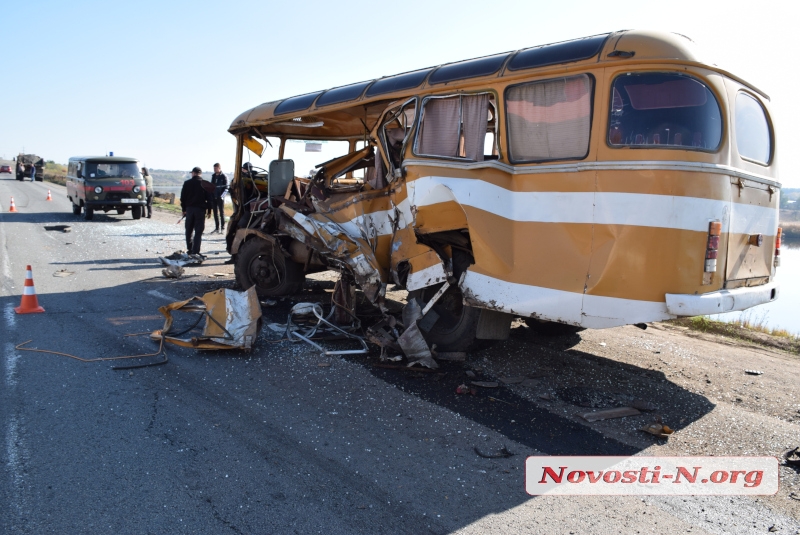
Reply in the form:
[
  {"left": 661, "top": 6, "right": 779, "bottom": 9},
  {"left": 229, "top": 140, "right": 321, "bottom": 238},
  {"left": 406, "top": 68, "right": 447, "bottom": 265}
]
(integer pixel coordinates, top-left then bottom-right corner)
[
  {"left": 235, "top": 238, "right": 303, "bottom": 297},
  {"left": 408, "top": 284, "right": 481, "bottom": 352}
]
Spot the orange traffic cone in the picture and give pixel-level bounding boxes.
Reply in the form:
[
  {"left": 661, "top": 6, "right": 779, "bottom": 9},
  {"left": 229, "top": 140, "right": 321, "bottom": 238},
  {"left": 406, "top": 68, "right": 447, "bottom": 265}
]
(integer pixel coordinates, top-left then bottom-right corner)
[
  {"left": 14, "top": 265, "right": 45, "bottom": 314},
  {"left": 46, "top": 190, "right": 52, "bottom": 201},
  {"left": 8, "top": 197, "right": 17, "bottom": 212}
]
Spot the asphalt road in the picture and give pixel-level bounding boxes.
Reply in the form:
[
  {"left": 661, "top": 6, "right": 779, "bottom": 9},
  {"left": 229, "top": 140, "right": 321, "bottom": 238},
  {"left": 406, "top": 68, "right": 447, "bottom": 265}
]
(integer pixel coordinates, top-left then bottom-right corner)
[{"left": 1, "top": 166, "right": 799, "bottom": 534}]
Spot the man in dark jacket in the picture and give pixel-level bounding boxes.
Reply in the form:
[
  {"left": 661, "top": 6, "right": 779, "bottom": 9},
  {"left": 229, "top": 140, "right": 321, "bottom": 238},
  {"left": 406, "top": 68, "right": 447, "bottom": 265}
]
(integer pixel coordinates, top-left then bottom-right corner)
[
  {"left": 210, "top": 163, "right": 228, "bottom": 233},
  {"left": 180, "top": 167, "right": 213, "bottom": 255}
]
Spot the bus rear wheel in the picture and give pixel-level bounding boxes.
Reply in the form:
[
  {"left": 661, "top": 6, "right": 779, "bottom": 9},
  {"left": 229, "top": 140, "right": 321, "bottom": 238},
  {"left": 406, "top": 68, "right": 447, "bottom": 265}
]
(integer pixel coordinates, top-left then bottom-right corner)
[{"left": 408, "top": 283, "right": 481, "bottom": 352}]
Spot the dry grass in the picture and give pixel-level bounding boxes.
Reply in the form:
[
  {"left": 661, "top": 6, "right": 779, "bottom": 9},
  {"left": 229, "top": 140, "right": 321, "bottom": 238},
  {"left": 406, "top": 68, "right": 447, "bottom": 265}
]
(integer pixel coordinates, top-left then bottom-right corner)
[
  {"left": 669, "top": 315, "right": 800, "bottom": 354},
  {"left": 43, "top": 173, "right": 67, "bottom": 186}
]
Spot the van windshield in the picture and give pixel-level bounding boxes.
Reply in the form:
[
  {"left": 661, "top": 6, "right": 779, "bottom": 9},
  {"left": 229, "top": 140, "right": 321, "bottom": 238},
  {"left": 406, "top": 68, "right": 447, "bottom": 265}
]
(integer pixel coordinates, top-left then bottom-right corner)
[
  {"left": 608, "top": 72, "right": 722, "bottom": 150},
  {"left": 85, "top": 162, "right": 140, "bottom": 178}
]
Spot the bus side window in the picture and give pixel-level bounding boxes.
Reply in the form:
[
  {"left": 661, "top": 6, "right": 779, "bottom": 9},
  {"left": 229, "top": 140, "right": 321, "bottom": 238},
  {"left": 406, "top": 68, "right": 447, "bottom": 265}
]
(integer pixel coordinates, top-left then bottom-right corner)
[
  {"left": 415, "top": 94, "right": 494, "bottom": 162},
  {"left": 505, "top": 74, "right": 593, "bottom": 163}
]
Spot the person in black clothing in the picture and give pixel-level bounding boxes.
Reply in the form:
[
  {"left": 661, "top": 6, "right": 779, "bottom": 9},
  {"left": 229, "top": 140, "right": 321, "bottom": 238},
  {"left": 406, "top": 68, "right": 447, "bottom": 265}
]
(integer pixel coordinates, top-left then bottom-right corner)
[
  {"left": 180, "top": 167, "right": 213, "bottom": 255},
  {"left": 210, "top": 163, "right": 228, "bottom": 233}
]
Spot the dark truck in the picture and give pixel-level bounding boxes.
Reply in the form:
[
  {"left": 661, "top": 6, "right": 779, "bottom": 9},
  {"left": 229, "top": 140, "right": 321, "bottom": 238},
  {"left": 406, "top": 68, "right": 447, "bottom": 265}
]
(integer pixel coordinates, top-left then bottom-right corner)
[
  {"left": 16, "top": 154, "right": 44, "bottom": 181},
  {"left": 66, "top": 156, "right": 147, "bottom": 220}
]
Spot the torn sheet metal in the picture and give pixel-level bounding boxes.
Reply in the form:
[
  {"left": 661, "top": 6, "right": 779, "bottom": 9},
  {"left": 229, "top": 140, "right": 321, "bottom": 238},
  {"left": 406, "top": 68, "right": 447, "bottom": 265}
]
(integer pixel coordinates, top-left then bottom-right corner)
[
  {"left": 151, "top": 286, "right": 262, "bottom": 350},
  {"left": 397, "top": 299, "right": 437, "bottom": 368},
  {"left": 278, "top": 206, "right": 387, "bottom": 306}
]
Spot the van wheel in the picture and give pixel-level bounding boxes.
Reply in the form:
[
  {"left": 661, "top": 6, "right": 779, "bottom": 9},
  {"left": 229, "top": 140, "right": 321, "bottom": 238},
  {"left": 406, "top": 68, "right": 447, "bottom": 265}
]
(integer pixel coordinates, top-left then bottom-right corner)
[
  {"left": 131, "top": 206, "right": 142, "bottom": 219},
  {"left": 408, "top": 284, "right": 481, "bottom": 352},
  {"left": 523, "top": 318, "right": 585, "bottom": 336},
  {"left": 84, "top": 206, "right": 94, "bottom": 221},
  {"left": 235, "top": 239, "right": 303, "bottom": 297},
  {"left": 72, "top": 202, "right": 81, "bottom": 215},
  {"left": 116, "top": 207, "right": 126, "bottom": 215}
]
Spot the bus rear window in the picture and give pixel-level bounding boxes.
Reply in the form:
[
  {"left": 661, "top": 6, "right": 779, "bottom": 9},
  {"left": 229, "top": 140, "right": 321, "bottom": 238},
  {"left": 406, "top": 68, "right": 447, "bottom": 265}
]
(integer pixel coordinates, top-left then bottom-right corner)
[
  {"left": 735, "top": 92, "right": 771, "bottom": 165},
  {"left": 608, "top": 73, "right": 721, "bottom": 151}
]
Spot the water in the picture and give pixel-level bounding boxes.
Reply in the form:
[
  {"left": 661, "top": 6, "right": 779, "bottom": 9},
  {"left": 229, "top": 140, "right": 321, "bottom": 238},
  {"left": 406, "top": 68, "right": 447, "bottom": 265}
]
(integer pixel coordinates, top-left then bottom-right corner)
[{"left": 712, "top": 241, "right": 800, "bottom": 335}]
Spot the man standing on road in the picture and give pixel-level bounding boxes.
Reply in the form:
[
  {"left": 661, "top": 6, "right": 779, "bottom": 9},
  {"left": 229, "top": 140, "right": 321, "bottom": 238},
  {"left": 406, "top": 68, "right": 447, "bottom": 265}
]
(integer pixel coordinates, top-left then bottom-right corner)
[
  {"left": 142, "top": 167, "right": 154, "bottom": 218},
  {"left": 180, "top": 167, "right": 213, "bottom": 256},
  {"left": 210, "top": 163, "right": 228, "bottom": 233},
  {"left": 30, "top": 163, "right": 35, "bottom": 182}
]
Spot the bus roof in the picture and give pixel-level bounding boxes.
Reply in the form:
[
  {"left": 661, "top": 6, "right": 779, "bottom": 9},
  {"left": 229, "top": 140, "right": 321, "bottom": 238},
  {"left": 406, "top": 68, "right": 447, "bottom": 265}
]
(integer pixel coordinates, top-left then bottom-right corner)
[{"left": 229, "top": 29, "right": 766, "bottom": 139}]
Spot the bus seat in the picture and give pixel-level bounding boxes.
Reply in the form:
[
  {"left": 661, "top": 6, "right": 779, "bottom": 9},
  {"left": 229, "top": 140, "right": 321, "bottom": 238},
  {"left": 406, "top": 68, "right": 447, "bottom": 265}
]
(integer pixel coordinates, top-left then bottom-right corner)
[
  {"left": 635, "top": 134, "right": 644, "bottom": 144},
  {"left": 609, "top": 127, "right": 622, "bottom": 144},
  {"left": 652, "top": 133, "right": 661, "bottom": 145},
  {"left": 692, "top": 132, "right": 702, "bottom": 147},
  {"left": 673, "top": 133, "right": 683, "bottom": 145}
]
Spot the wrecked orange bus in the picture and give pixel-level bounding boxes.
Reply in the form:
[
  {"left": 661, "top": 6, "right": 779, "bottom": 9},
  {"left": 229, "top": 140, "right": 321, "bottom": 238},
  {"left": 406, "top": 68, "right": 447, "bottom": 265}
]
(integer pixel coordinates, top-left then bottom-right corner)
[{"left": 225, "top": 30, "right": 781, "bottom": 355}]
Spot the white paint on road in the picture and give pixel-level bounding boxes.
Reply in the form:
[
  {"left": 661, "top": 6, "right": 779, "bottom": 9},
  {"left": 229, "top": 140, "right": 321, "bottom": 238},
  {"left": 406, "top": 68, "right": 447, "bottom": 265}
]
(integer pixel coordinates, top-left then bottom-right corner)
[
  {"left": 147, "top": 289, "right": 178, "bottom": 302},
  {"left": 4, "top": 303, "right": 16, "bottom": 330},
  {"left": 5, "top": 414, "right": 28, "bottom": 530},
  {"left": 5, "top": 342, "right": 19, "bottom": 388},
  {"left": 0, "top": 214, "right": 14, "bottom": 295}
]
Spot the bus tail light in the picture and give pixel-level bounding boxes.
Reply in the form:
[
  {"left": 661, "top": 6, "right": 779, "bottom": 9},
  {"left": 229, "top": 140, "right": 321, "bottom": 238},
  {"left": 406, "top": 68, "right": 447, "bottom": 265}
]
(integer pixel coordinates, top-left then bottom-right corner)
[
  {"left": 775, "top": 227, "right": 782, "bottom": 267},
  {"left": 704, "top": 221, "right": 721, "bottom": 273},
  {"left": 702, "top": 221, "right": 721, "bottom": 285}
]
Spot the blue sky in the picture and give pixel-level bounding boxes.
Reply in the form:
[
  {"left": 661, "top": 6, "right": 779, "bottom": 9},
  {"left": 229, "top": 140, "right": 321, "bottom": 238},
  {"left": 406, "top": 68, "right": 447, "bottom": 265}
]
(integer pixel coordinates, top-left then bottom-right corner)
[{"left": 1, "top": 0, "right": 795, "bottom": 185}]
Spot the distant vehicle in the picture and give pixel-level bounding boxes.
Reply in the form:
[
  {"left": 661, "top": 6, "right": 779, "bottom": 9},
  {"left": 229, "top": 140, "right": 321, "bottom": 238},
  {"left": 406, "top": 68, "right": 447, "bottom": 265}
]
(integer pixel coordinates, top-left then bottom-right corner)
[
  {"left": 66, "top": 156, "right": 147, "bottom": 220},
  {"left": 0, "top": 165, "right": 11, "bottom": 174},
  {"left": 16, "top": 154, "right": 44, "bottom": 181}
]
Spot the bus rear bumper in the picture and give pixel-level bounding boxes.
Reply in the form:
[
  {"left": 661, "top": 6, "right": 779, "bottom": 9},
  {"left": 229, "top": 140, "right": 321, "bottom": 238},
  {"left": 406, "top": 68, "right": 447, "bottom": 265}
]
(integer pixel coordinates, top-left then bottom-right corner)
[{"left": 665, "top": 281, "right": 779, "bottom": 317}]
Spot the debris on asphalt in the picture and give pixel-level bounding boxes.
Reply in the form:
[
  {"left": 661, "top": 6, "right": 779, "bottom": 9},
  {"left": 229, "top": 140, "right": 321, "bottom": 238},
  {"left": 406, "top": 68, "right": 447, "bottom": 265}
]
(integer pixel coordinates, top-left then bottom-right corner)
[
  {"left": 159, "top": 251, "right": 204, "bottom": 266},
  {"left": 44, "top": 225, "right": 72, "bottom": 232},
  {"left": 521, "top": 378, "right": 540, "bottom": 388},
  {"left": 456, "top": 384, "right": 477, "bottom": 395},
  {"left": 465, "top": 370, "right": 476, "bottom": 378},
  {"left": 639, "top": 422, "right": 675, "bottom": 439},
  {"left": 744, "top": 369, "right": 764, "bottom": 375},
  {"left": 498, "top": 376, "right": 525, "bottom": 384},
  {"left": 578, "top": 407, "right": 641, "bottom": 422},
  {"left": 434, "top": 351, "right": 466, "bottom": 361},
  {"left": 784, "top": 447, "right": 800, "bottom": 467},
  {"left": 374, "top": 363, "right": 438, "bottom": 373},
  {"left": 474, "top": 446, "right": 515, "bottom": 459},
  {"left": 260, "top": 299, "right": 277, "bottom": 307},
  {"left": 150, "top": 286, "right": 262, "bottom": 350},
  {"left": 471, "top": 381, "right": 499, "bottom": 388},
  {"left": 538, "top": 393, "right": 553, "bottom": 401},
  {"left": 631, "top": 399, "right": 658, "bottom": 412},
  {"left": 281, "top": 302, "right": 369, "bottom": 357},
  {"left": 162, "top": 264, "right": 185, "bottom": 279},
  {"left": 53, "top": 269, "right": 75, "bottom": 278}
]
